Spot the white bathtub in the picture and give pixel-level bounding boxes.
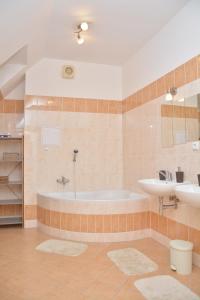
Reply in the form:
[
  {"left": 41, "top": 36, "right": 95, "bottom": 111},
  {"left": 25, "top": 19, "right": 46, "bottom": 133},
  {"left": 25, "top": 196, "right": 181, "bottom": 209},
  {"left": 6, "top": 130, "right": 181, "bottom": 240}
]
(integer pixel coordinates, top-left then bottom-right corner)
[
  {"left": 37, "top": 189, "right": 150, "bottom": 242},
  {"left": 37, "top": 189, "right": 148, "bottom": 215},
  {"left": 39, "top": 190, "right": 144, "bottom": 200}
]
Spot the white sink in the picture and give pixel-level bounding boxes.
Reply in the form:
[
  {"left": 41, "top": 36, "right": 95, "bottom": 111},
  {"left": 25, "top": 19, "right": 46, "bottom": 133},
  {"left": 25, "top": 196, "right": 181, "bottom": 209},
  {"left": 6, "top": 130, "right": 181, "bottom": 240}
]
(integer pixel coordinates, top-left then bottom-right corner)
[
  {"left": 175, "top": 184, "right": 200, "bottom": 208},
  {"left": 138, "top": 178, "right": 188, "bottom": 197}
]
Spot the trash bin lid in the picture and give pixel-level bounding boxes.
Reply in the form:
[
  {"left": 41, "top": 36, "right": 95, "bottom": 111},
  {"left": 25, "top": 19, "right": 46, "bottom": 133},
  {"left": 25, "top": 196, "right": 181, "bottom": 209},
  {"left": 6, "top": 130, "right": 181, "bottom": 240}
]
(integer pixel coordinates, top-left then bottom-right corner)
[{"left": 170, "top": 240, "right": 193, "bottom": 251}]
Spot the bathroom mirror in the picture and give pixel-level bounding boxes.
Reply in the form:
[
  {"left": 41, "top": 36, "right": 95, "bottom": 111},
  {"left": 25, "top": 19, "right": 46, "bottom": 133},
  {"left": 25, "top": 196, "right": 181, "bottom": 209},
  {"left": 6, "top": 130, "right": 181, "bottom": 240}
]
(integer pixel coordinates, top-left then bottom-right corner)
[
  {"left": 161, "top": 93, "right": 200, "bottom": 147},
  {"left": 172, "top": 98, "right": 186, "bottom": 145},
  {"left": 185, "top": 94, "right": 200, "bottom": 142},
  {"left": 161, "top": 101, "right": 174, "bottom": 148}
]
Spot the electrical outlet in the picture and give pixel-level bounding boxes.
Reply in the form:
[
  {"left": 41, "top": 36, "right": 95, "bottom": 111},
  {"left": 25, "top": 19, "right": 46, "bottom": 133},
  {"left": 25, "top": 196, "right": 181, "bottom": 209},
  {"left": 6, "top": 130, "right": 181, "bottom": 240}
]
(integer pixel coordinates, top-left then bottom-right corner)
[{"left": 192, "top": 141, "right": 200, "bottom": 151}]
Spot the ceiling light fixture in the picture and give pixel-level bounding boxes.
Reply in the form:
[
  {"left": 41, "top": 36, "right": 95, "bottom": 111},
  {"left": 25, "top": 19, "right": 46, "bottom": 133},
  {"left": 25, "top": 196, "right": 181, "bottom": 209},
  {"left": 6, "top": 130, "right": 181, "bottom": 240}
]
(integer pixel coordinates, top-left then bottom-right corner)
[
  {"left": 74, "top": 22, "right": 89, "bottom": 45},
  {"left": 165, "top": 87, "right": 177, "bottom": 101},
  {"left": 80, "top": 22, "right": 89, "bottom": 31}
]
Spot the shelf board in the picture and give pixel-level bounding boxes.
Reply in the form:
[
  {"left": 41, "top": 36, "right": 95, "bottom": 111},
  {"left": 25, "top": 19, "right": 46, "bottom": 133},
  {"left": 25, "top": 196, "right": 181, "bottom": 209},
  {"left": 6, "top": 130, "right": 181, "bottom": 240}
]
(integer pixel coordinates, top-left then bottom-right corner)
[
  {"left": 0, "top": 181, "right": 22, "bottom": 186},
  {"left": 0, "top": 160, "right": 22, "bottom": 163},
  {"left": 0, "top": 215, "right": 22, "bottom": 225},
  {"left": 0, "top": 137, "right": 23, "bottom": 141},
  {"left": 0, "top": 199, "right": 22, "bottom": 205}
]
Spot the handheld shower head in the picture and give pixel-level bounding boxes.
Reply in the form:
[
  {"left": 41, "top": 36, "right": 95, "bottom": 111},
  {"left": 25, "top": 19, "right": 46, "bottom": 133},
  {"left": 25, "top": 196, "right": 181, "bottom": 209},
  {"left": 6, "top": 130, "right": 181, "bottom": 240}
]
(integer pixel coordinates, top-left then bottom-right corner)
[{"left": 73, "top": 149, "right": 79, "bottom": 162}]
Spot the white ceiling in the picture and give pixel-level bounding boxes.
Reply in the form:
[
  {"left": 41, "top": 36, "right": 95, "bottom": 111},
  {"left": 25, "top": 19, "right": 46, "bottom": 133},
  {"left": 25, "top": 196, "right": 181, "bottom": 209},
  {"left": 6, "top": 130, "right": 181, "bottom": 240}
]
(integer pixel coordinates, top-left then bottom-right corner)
[{"left": 0, "top": 0, "right": 190, "bottom": 66}]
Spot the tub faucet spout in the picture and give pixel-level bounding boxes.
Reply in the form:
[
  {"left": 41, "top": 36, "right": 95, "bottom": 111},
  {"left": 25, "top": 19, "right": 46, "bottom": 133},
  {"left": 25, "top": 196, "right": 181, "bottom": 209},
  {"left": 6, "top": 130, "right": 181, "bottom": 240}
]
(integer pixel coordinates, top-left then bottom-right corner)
[{"left": 57, "top": 176, "right": 70, "bottom": 185}]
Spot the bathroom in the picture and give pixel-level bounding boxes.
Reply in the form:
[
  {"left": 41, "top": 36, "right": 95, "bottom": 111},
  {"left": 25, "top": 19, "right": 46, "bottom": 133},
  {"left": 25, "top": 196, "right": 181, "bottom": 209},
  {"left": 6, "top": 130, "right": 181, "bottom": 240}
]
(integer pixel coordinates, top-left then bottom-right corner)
[{"left": 0, "top": 0, "right": 200, "bottom": 299}]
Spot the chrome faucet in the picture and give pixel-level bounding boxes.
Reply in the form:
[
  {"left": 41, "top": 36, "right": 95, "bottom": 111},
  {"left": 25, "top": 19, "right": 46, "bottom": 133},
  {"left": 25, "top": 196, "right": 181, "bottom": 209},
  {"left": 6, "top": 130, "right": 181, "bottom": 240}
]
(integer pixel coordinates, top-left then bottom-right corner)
[
  {"left": 159, "top": 170, "right": 173, "bottom": 181},
  {"left": 56, "top": 176, "right": 70, "bottom": 185}
]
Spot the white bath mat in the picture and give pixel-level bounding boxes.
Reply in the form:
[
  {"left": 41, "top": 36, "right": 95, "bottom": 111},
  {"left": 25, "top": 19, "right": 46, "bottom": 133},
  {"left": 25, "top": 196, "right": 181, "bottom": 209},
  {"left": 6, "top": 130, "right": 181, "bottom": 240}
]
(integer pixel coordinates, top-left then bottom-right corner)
[
  {"left": 134, "top": 275, "right": 200, "bottom": 300},
  {"left": 107, "top": 248, "right": 158, "bottom": 275},
  {"left": 36, "top": 239, "right": 88, "bottom": 256}
]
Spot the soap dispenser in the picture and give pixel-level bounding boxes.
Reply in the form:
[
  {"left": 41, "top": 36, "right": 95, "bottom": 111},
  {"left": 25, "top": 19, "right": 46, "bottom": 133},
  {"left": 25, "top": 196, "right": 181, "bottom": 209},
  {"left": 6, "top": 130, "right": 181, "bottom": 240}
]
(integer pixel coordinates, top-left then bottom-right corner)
[
  {"left": 176, "top": 167, "right": 184, "bottom": 183},
  {"left": 198, "top": 174, "right": 200, "bottom": 186}
]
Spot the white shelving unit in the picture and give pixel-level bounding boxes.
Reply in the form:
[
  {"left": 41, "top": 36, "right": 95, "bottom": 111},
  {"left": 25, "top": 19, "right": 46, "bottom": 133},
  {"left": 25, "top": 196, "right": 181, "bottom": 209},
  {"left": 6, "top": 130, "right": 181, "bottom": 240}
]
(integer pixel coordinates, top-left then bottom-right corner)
[{"left": 0, "top": 137, "right": 24, "bottom": 226}]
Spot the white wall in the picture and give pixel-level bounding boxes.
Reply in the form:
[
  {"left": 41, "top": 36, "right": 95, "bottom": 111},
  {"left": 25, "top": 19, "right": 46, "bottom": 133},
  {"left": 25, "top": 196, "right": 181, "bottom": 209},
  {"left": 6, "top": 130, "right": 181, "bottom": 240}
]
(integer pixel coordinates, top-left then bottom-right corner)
[
  {"left": 0, "top": 0, "right": 52, "bottom": 66},
  {"left": 5, "top": 80, "right": 25, "bottom": 100},
  {"left": 26, "top": 58, "right": 122, "bottom": 100},
  {"left": 122, "top": 0, "right": 200, "bottom": 98}
]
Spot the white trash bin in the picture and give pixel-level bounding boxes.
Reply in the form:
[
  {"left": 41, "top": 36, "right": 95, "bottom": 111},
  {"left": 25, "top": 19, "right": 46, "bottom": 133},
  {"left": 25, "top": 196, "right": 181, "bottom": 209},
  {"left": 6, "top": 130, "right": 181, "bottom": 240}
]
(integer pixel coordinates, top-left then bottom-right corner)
[{"left": 170, "top": 240, "right": 193, "bottom": 275}]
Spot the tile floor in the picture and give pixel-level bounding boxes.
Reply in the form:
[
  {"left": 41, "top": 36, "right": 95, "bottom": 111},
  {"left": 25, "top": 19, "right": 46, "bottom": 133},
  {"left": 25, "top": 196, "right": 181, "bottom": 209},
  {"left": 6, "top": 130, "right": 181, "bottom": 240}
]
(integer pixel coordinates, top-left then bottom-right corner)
[{"left": 0, "top": 227, "right": 200, "bottom": 300}]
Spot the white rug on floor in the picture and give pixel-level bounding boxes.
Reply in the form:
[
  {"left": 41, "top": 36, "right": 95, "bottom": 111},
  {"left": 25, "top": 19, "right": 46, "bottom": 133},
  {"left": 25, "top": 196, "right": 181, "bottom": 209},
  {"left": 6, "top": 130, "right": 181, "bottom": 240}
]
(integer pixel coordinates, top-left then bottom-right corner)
[
  {"left": 107, "top": 248, "right": 158, "bottom": 275},
  {"left": 36, "top": 239, "right": 88, "bottom": 256},
  {"left": 134, "top": 275, "right": 200, "bottom": 300}
]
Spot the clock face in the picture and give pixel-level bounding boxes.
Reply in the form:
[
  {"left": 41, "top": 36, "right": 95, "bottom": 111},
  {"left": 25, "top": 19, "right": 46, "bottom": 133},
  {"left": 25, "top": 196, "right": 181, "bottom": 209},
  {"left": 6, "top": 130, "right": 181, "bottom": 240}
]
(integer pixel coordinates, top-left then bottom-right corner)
[{"left": 62, "top": 65, "right": 75, "bottom": 79}]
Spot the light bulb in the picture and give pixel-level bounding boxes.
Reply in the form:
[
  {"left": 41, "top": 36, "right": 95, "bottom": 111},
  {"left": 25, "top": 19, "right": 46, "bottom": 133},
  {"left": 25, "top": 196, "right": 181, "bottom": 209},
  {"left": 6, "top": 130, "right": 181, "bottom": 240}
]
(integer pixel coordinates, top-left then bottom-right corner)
[
  {"left": 77, "top": 35, "right": 84, "bottom": 45},
  {"left": 165, "top": 92, "right": 173, "bottom": 101},
  {"left": 80, "top": 22, "right": 88, "bottom": 31}
]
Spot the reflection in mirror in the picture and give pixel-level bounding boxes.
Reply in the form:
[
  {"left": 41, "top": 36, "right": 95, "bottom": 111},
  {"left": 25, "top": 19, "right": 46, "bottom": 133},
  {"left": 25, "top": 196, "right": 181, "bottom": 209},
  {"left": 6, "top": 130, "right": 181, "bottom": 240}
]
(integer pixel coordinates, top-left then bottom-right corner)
[
  {"left": 172, "top": 97, "right": 186, "bottom": 145},
  {"left": 161, "top": 100, "right": 173, "bottom": 148},
  {"left": 161, "top": 93, "right": 200, "bottom": 148},
  {"left": 185, "top": 94, "right": 200, "bottom": 142}
]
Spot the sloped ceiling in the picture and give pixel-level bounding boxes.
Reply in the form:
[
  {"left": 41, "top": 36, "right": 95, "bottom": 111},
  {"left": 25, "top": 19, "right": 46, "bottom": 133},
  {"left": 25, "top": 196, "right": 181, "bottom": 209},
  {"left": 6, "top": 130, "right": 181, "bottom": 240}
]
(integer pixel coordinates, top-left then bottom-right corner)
[
  {"left": 0, "top": 0, "right": 53, "bottom": 67},
  {"left": 0, "top": 0, "right": 190, "bottom": 67}
]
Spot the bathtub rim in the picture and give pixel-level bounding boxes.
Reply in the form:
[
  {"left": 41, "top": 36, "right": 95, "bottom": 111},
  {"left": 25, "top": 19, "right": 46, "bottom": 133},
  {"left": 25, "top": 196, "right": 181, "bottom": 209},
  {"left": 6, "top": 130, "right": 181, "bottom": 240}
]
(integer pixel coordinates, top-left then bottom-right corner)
[
  {"left": 37, "top": 190, "right": 149, "bottom": 215},
  {"left": 37, "top": 189, "right": 148, "bottom": 202}
]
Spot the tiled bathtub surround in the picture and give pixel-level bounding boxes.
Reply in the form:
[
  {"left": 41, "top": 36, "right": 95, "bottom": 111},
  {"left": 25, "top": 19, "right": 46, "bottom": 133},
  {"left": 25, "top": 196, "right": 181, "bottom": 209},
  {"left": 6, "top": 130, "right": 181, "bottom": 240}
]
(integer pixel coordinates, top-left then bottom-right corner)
[
  {"left": 35, "top": 205, "right": 200, "bottom": 267},
  {"left": 36, "top": 189, "right": 200, "bottom": 258},
  {"left": 35, "top": 191, "right": 149, "bottom": 242},
  {"left": 37, "top": 207, "right": 150, "bottom": 233},
  {"left": 36, "top": 205, "right": 200, "bottom": 261}
]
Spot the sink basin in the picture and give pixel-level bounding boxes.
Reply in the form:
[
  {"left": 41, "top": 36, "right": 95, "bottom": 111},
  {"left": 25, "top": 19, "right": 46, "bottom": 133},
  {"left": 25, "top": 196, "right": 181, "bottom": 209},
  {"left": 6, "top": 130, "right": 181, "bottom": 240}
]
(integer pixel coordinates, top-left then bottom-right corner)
[
  {"left": 138, "top": 179, "right": 188, "bottom": 197},
  {"left": 175, "top": 184, "right": 200, "bottom": 208}
]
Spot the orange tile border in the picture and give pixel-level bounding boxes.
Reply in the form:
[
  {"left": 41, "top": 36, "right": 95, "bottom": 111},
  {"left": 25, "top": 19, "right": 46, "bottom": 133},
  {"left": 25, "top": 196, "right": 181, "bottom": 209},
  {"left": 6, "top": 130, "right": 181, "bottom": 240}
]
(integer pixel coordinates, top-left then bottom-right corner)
[
  {"left": 25, "top": 96, "right": 122, "bottom": 114},
  {"left": 24, "top": 205, "right": 37, "bottom": 220},
  {"left": 174, "top": 64, "right": 186, "bottom": 88},
  {"left": 185, "top": 57, "right": 198, "bottom": 84},
  {"left": 0, "top": 204, "right": 22, "bottom": 216},
  {"left": 103, "top": 215, "right": 112, "bottom": 233},
  {"left": 188, "top": 227, "right": 200, "bottom": 254},
  {"left": 0, "top": 99, "right": 24, "bottom": 113},
  {"left": 150, "top": 211, "right": 199, "bottom": 254},
  {"left": 123, "top": 54, "right": 200, "bottom": 113}
]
